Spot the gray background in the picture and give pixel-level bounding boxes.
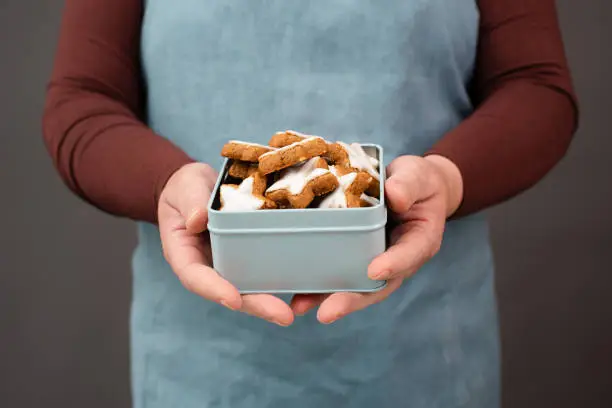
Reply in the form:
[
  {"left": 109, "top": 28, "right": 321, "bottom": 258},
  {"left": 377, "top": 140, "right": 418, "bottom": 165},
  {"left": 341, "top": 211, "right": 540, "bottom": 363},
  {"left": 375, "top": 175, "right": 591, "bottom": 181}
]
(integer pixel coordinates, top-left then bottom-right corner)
[{"left": 1, "top": 1, "right": 611, "bottom": 407}]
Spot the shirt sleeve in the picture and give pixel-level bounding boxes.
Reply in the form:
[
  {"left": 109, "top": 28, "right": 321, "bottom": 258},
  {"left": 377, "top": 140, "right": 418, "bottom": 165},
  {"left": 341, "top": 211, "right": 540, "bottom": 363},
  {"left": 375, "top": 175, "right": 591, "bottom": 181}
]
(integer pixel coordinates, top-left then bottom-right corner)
[
  {"left": 42, "top": 0, "right": 194, "bottom": 224},
  {"left": 425, "top": 0, "right": 579, "bottom": 217},
  {"left": 43, "top": 0, "right": 579, "bottom": 223}
]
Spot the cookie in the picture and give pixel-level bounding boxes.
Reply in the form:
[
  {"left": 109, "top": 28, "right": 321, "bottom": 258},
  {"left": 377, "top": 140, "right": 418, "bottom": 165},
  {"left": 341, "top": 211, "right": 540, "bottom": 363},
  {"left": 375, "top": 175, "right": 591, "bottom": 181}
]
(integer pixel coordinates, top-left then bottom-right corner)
[
  {"left": 365, "top": 179, "right": 381, "bottom": 198},
  {"left": 228, "top": 160, "right": 259, "bottom": 179},
  {"left": 219, "top": 172, "right": 276, "bottom": 211},
  {"left": 266, "top": 157, "right": 339, "bottom": 208},
  {"left": 258, "top": 136, "right": 328, "bottom": 175},
  {"left": 327, "top": 142, "right": 380, "bottom": 197},
  {"left": 329, "top": 163, "right": 380, "bottom": 197},
  {"left": 221, "top": 140, "right": 276, "bottom": 162},
  {"left": 268, "top": 130, "right": 308, "bottom": 148},
  {"left": 327, "top": 142, "right": 379, "bottom": 177},
  {"left": 319, "top": 167, "right": 373, "bottom": 209}
]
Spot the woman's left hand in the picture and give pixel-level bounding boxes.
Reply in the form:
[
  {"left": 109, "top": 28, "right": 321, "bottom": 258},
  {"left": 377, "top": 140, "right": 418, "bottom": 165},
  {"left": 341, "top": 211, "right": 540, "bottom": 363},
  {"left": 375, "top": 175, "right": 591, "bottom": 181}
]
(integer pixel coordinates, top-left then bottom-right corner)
[{"left": 290, "top": 154, "right": 464, "bottom": 324}]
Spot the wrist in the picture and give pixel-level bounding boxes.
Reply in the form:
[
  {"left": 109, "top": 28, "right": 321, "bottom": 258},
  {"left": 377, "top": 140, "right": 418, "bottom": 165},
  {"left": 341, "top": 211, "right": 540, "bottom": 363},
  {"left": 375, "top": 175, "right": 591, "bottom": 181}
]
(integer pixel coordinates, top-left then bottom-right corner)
[{"left": 424, "top": 154, "right": 464, "bottom": 217}]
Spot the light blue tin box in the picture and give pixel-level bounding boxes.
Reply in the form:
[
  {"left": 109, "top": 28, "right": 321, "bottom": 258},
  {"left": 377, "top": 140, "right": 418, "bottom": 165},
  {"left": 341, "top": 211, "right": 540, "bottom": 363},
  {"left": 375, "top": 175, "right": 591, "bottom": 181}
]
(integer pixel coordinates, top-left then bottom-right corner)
[{"left": 207, "top": 144, "right": 387, "bottom": 294}]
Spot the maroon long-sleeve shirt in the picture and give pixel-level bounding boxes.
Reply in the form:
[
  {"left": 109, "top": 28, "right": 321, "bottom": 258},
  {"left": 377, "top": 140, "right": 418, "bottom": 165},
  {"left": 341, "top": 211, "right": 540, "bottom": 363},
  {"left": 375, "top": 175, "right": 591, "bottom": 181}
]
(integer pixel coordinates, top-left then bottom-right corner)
[{"left": 42, "top": 0, "right": 578, "bottom": 224}]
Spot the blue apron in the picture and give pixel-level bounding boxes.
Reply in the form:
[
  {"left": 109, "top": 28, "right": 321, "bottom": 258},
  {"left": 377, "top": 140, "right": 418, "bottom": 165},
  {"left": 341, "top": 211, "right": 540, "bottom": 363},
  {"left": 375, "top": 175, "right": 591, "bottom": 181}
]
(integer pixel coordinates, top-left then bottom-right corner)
[{"left": 132, "top": 1, "right": 500, "bottom": 406}]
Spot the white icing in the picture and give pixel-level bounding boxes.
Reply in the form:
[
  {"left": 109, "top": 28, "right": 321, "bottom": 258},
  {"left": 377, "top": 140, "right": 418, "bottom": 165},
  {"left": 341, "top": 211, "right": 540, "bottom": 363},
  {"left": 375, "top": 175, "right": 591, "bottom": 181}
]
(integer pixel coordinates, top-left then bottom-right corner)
[
  {"left": 267, "top": 157, "right": 330, "bottom": 195},
  {"left": 220, "top": 177, "right": 265, "bottom": 211},
  {"left": 337, "top": 142, "right": 380, "bottom": 180},
  {"left": 285, "top": 129, "right": 308, "bottom": 137},
  {"left": 318, "top": 172, "right": 358, "bottom": 209},
  {"left": 285, "top": 129, "right": 328, "bottom": 140},
  {"left": 360, "top": 194, "right": 380, "bottom": 206},
  {"left": 259, "top": 136, "right": 324, "bottom": 159},
  {"left": 228, "top": 140, "right": 274, "bottom": 149}
]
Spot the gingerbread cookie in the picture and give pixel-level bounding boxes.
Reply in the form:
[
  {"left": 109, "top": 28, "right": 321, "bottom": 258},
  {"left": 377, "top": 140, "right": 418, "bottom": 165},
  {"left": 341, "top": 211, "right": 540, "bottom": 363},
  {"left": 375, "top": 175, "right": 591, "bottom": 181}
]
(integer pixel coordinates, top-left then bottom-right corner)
[
  {"left": 327, "top": 142, "right": 380, "bottom": 197},
  {"left": 268, "top": 130, "right": 308, "bottom": 148},
  {"left": 221, "top": 140, "right": 276, "bottom": 162},
  {"left": 327, "top": 142, "right": 379, "bottom": 176},
  {"left": 228, "top": 160, "right": 259, "bottom": 179},
  {"left": 220, "top": 172, "right": 276, "bottom": 211},
  {"left": 258, "top": 136, "right": 328, "bottom": 175},
  {"left": 266, "top": 157, "right": 339, "bottom": 208},
  {"left": 319, "top": 168, "right": 373, "bottom": 209}
]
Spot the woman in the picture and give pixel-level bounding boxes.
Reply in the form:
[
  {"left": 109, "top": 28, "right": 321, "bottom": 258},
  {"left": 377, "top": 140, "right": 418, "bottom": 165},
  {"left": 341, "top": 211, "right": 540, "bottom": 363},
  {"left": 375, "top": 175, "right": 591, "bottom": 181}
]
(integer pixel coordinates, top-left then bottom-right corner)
[{"left": 43, "top": 0, "right": 578, "bottom": 407}]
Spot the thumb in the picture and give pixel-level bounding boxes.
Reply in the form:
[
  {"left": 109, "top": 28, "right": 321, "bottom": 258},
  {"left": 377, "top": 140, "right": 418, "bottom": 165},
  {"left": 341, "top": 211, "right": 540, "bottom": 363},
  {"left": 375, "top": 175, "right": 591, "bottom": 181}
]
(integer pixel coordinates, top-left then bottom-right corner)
[
  {"left": 384, "top": 173, "right": 418, "bottom": 216},
  {"left": 384, "top": 156, "right": 433, "bottom": 216},
  {"left": 181, "top": 187, "right": 212, "bottom": 234},
  {"left": 164, "top": 163, "right": 218, "bottom": 234}
]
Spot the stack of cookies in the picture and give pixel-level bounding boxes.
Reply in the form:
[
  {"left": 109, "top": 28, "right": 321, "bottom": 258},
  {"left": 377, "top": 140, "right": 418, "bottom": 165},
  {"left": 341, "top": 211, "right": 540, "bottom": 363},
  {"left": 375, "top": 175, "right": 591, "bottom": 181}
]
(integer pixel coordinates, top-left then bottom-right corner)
[{"left": 218, "top": 130, "right": 381, "bottom": 211}]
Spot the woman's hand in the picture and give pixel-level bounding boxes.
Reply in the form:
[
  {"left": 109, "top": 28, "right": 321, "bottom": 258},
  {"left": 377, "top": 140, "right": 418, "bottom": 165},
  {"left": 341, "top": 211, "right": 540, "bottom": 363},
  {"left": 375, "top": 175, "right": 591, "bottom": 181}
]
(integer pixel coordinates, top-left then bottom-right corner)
[
  {"left": 290, "top": 155, "right": 464, "bottom": 324},
  {"left": 158, "top": 163, "right": 294, "bottom": 326}
]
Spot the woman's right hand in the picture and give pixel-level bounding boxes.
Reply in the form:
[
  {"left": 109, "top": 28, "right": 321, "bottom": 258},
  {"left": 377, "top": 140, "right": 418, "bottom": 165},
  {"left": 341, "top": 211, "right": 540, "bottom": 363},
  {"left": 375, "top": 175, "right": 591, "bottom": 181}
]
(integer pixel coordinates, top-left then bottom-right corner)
[{"left": 157, "top": 163, "right": 294, "bottom": 327}]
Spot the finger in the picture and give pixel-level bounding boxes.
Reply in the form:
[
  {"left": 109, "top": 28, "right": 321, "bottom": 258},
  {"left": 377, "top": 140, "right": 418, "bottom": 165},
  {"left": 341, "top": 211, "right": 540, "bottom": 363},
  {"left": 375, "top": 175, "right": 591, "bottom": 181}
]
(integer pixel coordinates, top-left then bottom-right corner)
[
  {"left": 384, "top": 175, "right": 419, "bottom": 216},
  {"left": 384, "top": 156, "right": 439, "bottom": 217},
  {"left": 317, "top": 279, "right": 403, "bottom": 324},
  {"left": 168, "top": 164, "right": 218, "bottom": 234},
  {"left": 177, "top": 263, "right": 243, "bottom": 311},
  {"left": 290, "top": 294, "right": 329, "bottom": 316},
  {"left": 160, "top": 216, "right": 242, "bottom": 310},
  {"left": 386, "top": 155, "right": 428, "bottom": 180},
  {"left": 367, "top": 221, "right": 442, "bottom": 281},
  {"left": 179, "top": 184, "right": 214, "bottom": 234},
  {"left": 241, "top": 294, "right": 295, "bottom": 326}
]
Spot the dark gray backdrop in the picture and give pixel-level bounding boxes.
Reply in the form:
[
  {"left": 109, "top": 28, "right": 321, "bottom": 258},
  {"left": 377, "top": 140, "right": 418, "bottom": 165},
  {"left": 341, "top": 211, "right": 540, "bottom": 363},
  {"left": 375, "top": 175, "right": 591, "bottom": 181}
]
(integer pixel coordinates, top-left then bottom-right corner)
[{"left": 1, "top": 1, "right": 611, "bottom": 407}]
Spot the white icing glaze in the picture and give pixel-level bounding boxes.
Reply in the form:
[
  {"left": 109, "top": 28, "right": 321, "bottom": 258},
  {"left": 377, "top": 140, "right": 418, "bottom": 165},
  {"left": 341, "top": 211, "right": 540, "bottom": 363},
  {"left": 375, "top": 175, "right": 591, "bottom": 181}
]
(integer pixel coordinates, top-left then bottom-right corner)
[
  {"left": 318, "top": 172, "right": 358, "bottom": 209},
  {"left": 337, "top": 142, "right": 380, "bottom": 180},
  {"left": 286, "top": 129, "right": 328, "bottom": 140},
  {"left": 220, "top": 177, "right": 265, "bottom": 211},
  {"left": 285, "top": 129, "right": 308, "bottom": 137},
  {"left": 369, "top": 155, "right": 379, "bottom": 168},
  {"left": 267, "top": 157, "right": 330, "bottom": 195},
  {"left": 329, "top": 165, "right": 340, "bottom": 177},
  {"left": 228, "top": 140, "right": 274, "bottom": 149},
  {"left": 259, "top": 136, "right": 324, "bottom": 159},
  {"left": 360, "top": 194, "right": 380, "bottom": 206}
]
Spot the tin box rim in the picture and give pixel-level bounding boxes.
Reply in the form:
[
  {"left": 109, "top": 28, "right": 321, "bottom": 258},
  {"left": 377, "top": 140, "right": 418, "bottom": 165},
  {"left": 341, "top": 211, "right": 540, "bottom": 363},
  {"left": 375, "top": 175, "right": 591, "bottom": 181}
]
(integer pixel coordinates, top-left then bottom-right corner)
[{"left": 207, "top": 144, "right": 386, "bottom": 232}]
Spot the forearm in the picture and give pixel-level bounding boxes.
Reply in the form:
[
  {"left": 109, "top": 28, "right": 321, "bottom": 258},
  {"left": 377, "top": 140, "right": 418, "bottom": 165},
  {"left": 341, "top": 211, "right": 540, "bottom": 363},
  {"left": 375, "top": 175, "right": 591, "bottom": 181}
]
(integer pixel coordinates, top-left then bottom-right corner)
[
  {"left": 42, "top": 0, "right": 193, "bottom": 224},
  {"left": 425, "top": 0, "right": 578, "bottom": 218},
  {"left": 427, "top": 79, "right": 576, "bottom": 217},
  {"left": 43, "top": 83, "right": 193, "bottom": 223}
]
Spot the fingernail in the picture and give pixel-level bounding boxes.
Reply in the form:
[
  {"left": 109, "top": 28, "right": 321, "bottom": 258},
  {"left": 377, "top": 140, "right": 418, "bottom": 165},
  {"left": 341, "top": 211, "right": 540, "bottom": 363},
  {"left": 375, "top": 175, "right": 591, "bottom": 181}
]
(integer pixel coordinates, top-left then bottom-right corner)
[
  {"left": 322, "top": 314, "right": 342, "bottom": 325},
  {"left": 294, "top": 309, "right": 308, "bottom": 316},
  {"left": 186, "top": 210, "right": 199, "bottom": 225},
  {"left": 274, "top": 320, "right": 290, "bottom": 327},
  {"left": 186, "top": 209, "right": 206, "bottom": 231},
  {"left": 220, "top": 300, "right": 237, "bottom": 311},
  {"left": 370, "top": 270, "right": 389, "bottom": 280}
]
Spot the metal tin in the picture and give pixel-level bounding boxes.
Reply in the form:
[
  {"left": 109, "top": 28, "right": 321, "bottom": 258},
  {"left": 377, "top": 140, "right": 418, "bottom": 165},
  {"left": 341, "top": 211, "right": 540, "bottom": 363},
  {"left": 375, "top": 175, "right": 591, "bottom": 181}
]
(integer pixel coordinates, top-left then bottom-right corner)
[{"left": 207, "top": 144, "right": 387, "bottom": 294}]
